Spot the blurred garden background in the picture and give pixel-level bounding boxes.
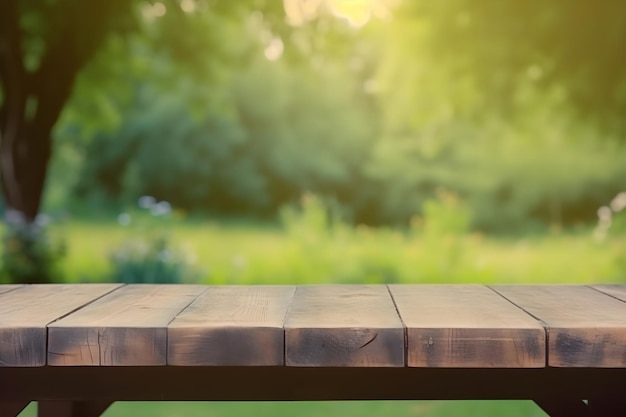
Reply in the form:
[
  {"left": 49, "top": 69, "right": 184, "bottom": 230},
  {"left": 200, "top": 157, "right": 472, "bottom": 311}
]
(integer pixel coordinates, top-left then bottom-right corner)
[{"left": 1, "top": 0, "right": 625, "bottom": 416}]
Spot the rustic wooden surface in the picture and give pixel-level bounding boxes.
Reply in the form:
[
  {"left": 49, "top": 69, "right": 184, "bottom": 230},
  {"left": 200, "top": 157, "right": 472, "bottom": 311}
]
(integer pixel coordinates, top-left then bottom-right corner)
[
  {"left": 492, "top": 285, "right": 626, "bottom": 367},
  {"left": 284, "top": 285, "right": 404, "bottom": 367},
  {"left": 0, "top": 284, "right": 22, "bottom": 295},
  {"left": 389, "top": 285, "right": 545, "bottom": 368},
  {"left": 168, "top": 285, "right": 295, "bottom": 366},
  {"left": 593, "top": 284, "right": 626, "bottom": 303},
  {"left": 0, "top": 284, "right": 120, "bottom": 367},
  {"left": 1, "top": 284, "right": 626, "bottom": 369},
  {"left": 48, "top": 285, "right": 204, "bottom": 366}
]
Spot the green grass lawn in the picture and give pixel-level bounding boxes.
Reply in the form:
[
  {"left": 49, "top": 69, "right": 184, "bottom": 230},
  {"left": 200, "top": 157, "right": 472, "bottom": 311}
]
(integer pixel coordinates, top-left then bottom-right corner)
[
  {"left": 53, "top": 219, "right": 625, "bottom": 285},
  {"left": 9, "top": 217, "right": 626, "bottom": 417},
  {"left": 20, "top": 400, "right": 548, "bottom": 417}
]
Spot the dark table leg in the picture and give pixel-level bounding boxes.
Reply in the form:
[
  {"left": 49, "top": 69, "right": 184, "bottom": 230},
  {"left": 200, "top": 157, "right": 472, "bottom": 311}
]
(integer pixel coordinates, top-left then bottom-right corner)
[
  {"left": 0, "top": 401, "right": 30, "bottom": 417},
  {"left": 38, "top": 401, "right": 112, "bottom": 417},
  {"left": 535, "top": 398, "right": 626, "bottom": 417},
  {"left": 588, "top": 398, "right": 626, "bottom": 417}
]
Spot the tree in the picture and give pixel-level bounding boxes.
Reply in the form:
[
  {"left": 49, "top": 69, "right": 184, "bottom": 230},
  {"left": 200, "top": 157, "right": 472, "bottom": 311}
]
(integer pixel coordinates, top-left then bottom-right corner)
[
  {"left": 0, "top": 0, "right": 275, "bottom": 283},
  {"left": 0, "top": 0, "right": 279, "bottom": 222},
  {"left": 382, "top": 0, "right": 626, "bottom": 133},
  {"left": 367, "top": 0, "right": 626, "bottom": 229},
  {"left": 0, "top": 0, "right": 372, "bottom": 224},
  {"left": 0, "top": 1, "right": 138, "bottom": 222}
]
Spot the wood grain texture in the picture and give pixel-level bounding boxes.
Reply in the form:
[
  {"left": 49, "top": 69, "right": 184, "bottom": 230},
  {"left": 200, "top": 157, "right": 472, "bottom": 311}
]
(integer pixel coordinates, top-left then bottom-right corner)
[
  {"left": 0, "top": 284, "right": 22, "bottom": 295},
  {"left": 0, "top": 284, "right": 120, "bottom": 367},
  {"left": 48, "top": 285, "right": 204, "bottom": 366},
  {"left": 592, "top": 284, "right": 626, "bottom": 303},
  {"left": 168, "top": 286, "right": 295, "bottom": 366},
  {"left": 492, "top": 285, "right": 626, "bottom": 367},
  {"left": 284, "top": 285, "right": 404, "bottom": 367},
  {"left": 389, "top": 285, "right": 545, "bottom": 368}
]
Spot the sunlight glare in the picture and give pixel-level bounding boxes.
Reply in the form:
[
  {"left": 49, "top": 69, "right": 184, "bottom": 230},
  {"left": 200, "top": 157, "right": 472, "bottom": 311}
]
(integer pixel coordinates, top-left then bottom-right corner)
[
  {"left": 264, "top": 37, "right": 285, "bottom": 61},
  {"left": 283, "top": 0, "right": 323, "bottom": 26},
  {"left": 152, "top": 2, "right": 166, "bottom": 17},
  {"left": 283, "top": 0, "right": 394, "bottom": 27},
  {"left": 180, "top": 0, "right": 197, "bottom": 13},
  {"left": 141, "top": 1, "right": 167, "bottom": 21},
  {"left": 327, "top": 0, "right": 374, "bottom": 27}
]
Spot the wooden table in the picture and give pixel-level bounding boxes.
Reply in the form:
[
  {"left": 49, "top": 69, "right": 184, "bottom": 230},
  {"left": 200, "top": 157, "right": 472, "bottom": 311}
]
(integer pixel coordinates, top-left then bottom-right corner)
[{"left": 2, "top": 284, "right": 626, "bottom": 417}]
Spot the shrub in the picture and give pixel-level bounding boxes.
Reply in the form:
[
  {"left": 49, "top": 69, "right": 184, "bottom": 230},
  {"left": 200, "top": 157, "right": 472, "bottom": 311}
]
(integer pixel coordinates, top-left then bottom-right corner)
[
  {"left": 280, "top": 193, "right": 332, "bottom": 240},
  {"left": 110, "top": 236, "right": 199, "bottom": 284},
  {"left": 0, "top": 214, "right": 66, "bottom": 284},
  {"left": 109, "top": 197, "right": 201, "bottom": 284},
  {"left": 419, "top": 189, "right": 473, "bottom": 237}
]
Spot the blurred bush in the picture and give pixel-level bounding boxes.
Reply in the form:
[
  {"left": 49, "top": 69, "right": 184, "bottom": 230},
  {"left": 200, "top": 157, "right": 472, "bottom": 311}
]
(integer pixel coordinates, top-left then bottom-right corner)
[
  {"left": 71, "top": 54, "right": 374, "bottom": 219},
  {"left": 419, "top": 190, "right": 472, "bottom": 237},
  {"left": 109, "top": 198, "right": 200, "bottom": 284},
  {"left": 0, "top": 216, "right": 66, "bottom": 284},
  {"left": 110, "top": 236, "right": 199, "bottom": 284}
]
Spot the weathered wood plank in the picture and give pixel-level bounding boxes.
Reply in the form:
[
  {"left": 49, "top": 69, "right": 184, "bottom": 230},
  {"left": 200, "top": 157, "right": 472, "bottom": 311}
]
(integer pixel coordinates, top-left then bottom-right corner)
[
  {"left": 168, "top": 286, "right": 295, "bottom": 366},
  {"left": 48, "top": 285, "right": 204, "bottom": 366},
  {"left": 389, "top": 285, "right": 545, "bottom": 368},
  {"left": 0, "top": 284, "right": 120, "bottom": 367},
  {"left": 284, "top": 285, "right": 404, "bottom": 367},
  {"left": 592, "top": 284, "right": 626, "bottom": 303},
  {"left": 492, "top": 285, "right": 626, "bottom": 367},
  {"left": 0, "top": 285, "right": 22, "bottom": 295}
]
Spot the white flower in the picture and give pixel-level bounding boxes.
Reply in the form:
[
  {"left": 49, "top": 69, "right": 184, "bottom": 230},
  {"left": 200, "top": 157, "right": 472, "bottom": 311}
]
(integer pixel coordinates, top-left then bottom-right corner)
[
  {"left": 151, "top": 201, "right": 172, "bottom": 216},
  {"left": 138, "top": 195, "right": 157, "bottom": 209},
  {"left": 610, "top": 192, "right": 626, "bottom": 213},
  {"left": 35, "top": 213, "right": 51, "bottom": 227},
  {"left": 597, "top": 206, "right": 612, "bottom": 221},
  {"left": 5, "top": 209, "right": 26, "bottom": 226}
]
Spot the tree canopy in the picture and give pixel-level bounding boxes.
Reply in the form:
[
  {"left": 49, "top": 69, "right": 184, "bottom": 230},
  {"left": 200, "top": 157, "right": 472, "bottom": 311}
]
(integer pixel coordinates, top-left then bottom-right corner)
[{"left": 1, "top": 0, "right": 625, "bottom": 231}]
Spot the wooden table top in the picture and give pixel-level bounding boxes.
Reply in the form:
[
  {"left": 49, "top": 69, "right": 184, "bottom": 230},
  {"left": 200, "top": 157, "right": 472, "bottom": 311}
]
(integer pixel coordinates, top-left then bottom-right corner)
[{"left": 1, "top": 284, "right": 626, "bottom": 368}]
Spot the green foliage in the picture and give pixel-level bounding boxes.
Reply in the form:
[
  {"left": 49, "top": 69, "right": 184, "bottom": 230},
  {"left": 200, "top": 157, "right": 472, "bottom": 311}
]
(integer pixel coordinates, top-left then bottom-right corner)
[
  {"left": 365, "top": 0, "right": 626, "bottom": 230},
  {"left": 374, "top": 134, "right": 625, "bottom": 231},
  {"left": 37, "top": 0, "right": 626, "bottom": 234},
  {"left": 612, "top": 211, "right": 626, "bottom": 236},
  {"left": 609, "top": 193, "right": 626, "bottom": 236},
  {"left": 418, "top": 190, "right": 472, "bottom": 237},
  {"left": 369, "top": 70, "right": 626, "bottom": 230},
  {"left": 0, "top": 220, "right": 66, "bottom": 284},
  {"left": 280, "top": 193, "right": 333, "bottom": 240},
  {"left": 388, "top": 0, "right": 626, "bottom": 130},
  {"left": 72, "top": 51, "right": 376, "bottom": 217}
]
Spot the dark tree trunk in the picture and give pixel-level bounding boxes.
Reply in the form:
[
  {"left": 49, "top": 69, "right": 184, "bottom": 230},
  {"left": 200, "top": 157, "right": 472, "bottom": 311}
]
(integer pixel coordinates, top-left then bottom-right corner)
[
  {"left": 1, "top": 120, "right": 53, "bottom": 223},
  {"left": 0, "top": 0, "right": 31, "bottom": 221},
  {"left": 0, "top": 1, "right": 57, "bottom": 223},
  {"left": 1, "top": 1, "right": 133, "bottom": 283},
  {"left": 1, "top": 1, "right": 130, "bottom": 224}
]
